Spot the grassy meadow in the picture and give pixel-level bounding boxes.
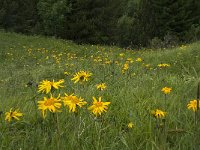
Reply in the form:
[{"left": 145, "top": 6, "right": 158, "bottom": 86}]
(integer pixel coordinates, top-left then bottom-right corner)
[{"left": 0, "top": 31, "right": 200, "bottom": 150}]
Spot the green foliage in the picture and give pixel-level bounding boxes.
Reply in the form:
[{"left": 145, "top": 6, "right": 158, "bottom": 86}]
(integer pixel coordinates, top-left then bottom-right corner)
[
  {"left": 186, "top": 24, "right": 200, "bottom": 42},
  {"left": 0, "top": 0, "right": 199, "bottom": 47},
  {"left": 0, "top": 0, "right": 38, "bottom": 33},
  {"left": 37, "top": 0, "right": 71, "bottom": 37},
  {"left": 150, "top": 37, "right": 164, "bottom": 49},
  {"left": 63, "top": 0, "right": 126, "bottom": 44},
  {"left": 155, "top": 0, "right": 192, "bottom": 36}
]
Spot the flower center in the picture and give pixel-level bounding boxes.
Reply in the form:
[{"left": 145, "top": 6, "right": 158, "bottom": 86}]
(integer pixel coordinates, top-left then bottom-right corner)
[
  {"left": 80, "top": 75, "right": 85, "bottom": 80},
  {"left": 10, "top": 112, "right": 13, "bottom": 117},
  {"left": 96, "top": 102, "right": 103, "bottom": 107},
  {"left": 44, "top": 98, "right": 55, "bottom": 106},
  {"left": 69, "top": 96, "right": 80, "bottom": 104}
]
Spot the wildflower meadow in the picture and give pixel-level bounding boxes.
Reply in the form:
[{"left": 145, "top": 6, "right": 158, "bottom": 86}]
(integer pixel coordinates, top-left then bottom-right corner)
[{"left": 0, "top": 32, "right": 200, "bottom": 150}]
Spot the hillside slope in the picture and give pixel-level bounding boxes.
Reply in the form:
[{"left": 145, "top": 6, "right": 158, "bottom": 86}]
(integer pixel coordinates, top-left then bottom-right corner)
[{"left": 0, "top": 32, "right": 200, "bottom": 150}]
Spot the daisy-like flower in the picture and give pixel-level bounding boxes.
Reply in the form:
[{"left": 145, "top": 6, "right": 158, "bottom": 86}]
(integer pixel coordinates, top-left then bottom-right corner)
[
  {"left": 161, "top": 87, "right": 172, "bottom": 94},
  {"left": 104, "top": 60, "right": 111, "bottom": 64},
  {"left": 88, "top": 97, "right": 111, "bottom": 116},
  {"left": 151, "top": 109, "right": 166, "bottom": 119},
  {"left": 122, "top": 63, "right": 129, "bottom": 73},
  {"left": 187, "top": 99, "right": 200, "bottom": 112},
  {"left": 5, "top": 108, "right": 23, "bottom": 122},
  {"left": 128, "top": 122, "right": 134, "bottom": 128},
  {"left": 136, "top": 57, "right": 142, "bottom": 62},
  {"left": 96, "top": 83, "right": 107, "bottom": 91},
  {"left": 119, "top": 53, "right": 125, "bottom": 57},
  {"left": 64, "top": 71, "right": 70, "bottom": 76},
  {"left": 145, "top": 64, "right": 150, "bottom": 68},
  {"left": 71, "top": 71, "right": 92, "bottom": 84},
  {"left": 126, "top": 58, "right": 134, "bottom": 63},
  {"left": 38, "top": 79, "right": 64, "bottom": 94},
  {"left": 158, "top": 63, "right": 170, "bottom": 68},
  {"left": 62, "top": 93, "right": 87, "bottom": 112},
  {"left": 37, "top": 94, "right": 62, "bottom": 118}
]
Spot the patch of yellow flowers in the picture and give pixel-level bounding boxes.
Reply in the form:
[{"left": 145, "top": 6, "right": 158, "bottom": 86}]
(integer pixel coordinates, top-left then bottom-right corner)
[
  {"left": 36, "top": 75, "right": 111, "bottom": 118},
  {"left": 4, "top": 67, "right": 198, "bottom": 126}
]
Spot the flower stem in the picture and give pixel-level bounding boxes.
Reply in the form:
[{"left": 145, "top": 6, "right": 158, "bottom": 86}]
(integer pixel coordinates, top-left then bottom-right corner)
[
  {"left": 195, "top": 82, "right": 200, "bottom": 149},
  {"left": 53, "top": 113, "right": 60, "bottom": 150}
]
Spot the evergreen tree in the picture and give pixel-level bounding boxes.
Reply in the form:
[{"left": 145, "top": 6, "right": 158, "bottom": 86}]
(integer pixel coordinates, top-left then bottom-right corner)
[
  {"left": 0, "top": 0, "right": 38, "bottom": 33},
  {"left": 37, "top": 0, "right": 71, "bottom": 37},
  {"left": 64, "top": 0, "right": 126, "bottom": 44},
  {"left": 151, "top": 0, "right": 196, "bottom": 40},
  {"left": 0, "top": 0, "right": 199, "bottom": 47}
]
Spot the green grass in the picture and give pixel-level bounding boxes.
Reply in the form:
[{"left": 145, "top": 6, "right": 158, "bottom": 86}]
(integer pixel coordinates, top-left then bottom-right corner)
[{"left": 0, "top": 31, "right": 200, "bottom": 150}]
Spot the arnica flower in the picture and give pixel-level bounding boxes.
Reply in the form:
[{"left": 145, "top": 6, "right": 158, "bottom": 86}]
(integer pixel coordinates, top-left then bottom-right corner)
[
  {"left": 37, "top": 94, "right": 62, "bottom": 118},
  {"left": 161, "top": 87, "right": 172, "bottom": 94},
  {"left": 115, "top": 61, "right": 119, "bottom": 65},
  {"left": 5, "top": 108, "right": 23, "bottom": 122},
  {"left": 158, "top": 63, "right": 170, "bottom": 68},
  {"left": 119, "top": 53, "right": 125, "bottom": 57},
  {"left": 145, "top": 64, "right": 150, "bottom": 68},
  {"left": 96, "top": 83, "right": 107, "bottom": 91},
  {"left": 128, "top": 122, "right": 134, "bottom": 128},
  {"left": 38, "top": 79, "right": 64, "bottom": 94},
  {"left": 126, "top": 58, "right": 134, "bottom": 63},
  {"left": 64, "top": 71, "right": 70, "bottom": 76},
  {"left": 151, "top": 109, "right": 166, "bottom": 119},
  {"left": 105, "top": 60, "right": 111, "bottom": 64},
  {"left": 122, "top": 63, "right": 129, "bottom": 73},
  {"left": 187, "top": 99, "right": 200, "bottom": 112},
  {"left": 88, "top": 97, "right": 111, "bottom": 116},
  {"left": 145, "top": 64, "right": 152, "bottom": 70},
  {"left": 71, "top": 71, "right": 92, "bottom": 84},
  {"left": 136, "top": 57, "right": 142, "bottom": 62},
  {"left": 62, "top": 93, "right": 87, "bottom": 112}
]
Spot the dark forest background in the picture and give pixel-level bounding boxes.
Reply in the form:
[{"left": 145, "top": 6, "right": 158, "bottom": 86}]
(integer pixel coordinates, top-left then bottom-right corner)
[{"left": 0, "top": 0, "right": 200, "bottom": 48}]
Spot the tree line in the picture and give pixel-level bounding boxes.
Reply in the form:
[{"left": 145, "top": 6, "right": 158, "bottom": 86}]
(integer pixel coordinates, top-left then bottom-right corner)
[{"left": 0, "top": 0, "right": 199, "bottom": 48}]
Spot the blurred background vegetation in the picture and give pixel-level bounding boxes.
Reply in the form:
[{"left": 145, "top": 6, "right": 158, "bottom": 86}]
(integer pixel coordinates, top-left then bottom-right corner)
[{"left": 0, "top": 0, "right": 199, "bottom": 48}]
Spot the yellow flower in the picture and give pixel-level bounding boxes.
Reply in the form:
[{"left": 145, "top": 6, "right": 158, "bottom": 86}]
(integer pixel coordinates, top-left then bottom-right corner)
[
  {"left": 126, "top": 58, "right": 134, "bottom": 63},
  {"left": 187, "top": 99, "right": 200, "bottom": 112},
  {"left": 122, "top": 63, "right": 129, "bottom": 73},
  {"left": 88, "top": 97, "right": 111, "bottom": 116},
  {"left": 37, "top": 94, "right": 62, "bottom": 118},
  {"left": 136, "top": 57, "right": 142, "bottom": 62},
  {"left": 144, "top": 64, "right": 152, "bottom": 69},
  {"left": 105, "top": 60, "right": 111, "bottom": 64},
  {"left": 145, "top": 64, "right": 150, "bottom": 67},
  {"left": 119, "top": 53, "right": 125, "bottom": 57},
  {"left": 158, "top": 63, "right": 170, "bottom": 68},
  {"left": 128, "top": 122, "right": 134, "bottom": 128},
  {"left": 96, "top": 83, "right": 107, "bottom": 91},
  {"left": 71, "top": 71, "right": 92, "bottom": 84},
  {"left": 115, "top": 61, "right": 119, "bottom": 65},
  {"left": 38, "top": 79, "right": 64, "bottom": 94},
  {"left": 62, "top": 93, "right": 87, "bottom": 112},
  {"left": 151, "top": 109, "right": 166, "bottom": 118},
  {"left": 161, "top": 87, "right": 172, "bottom": 94},
  {"left": 5, "top": 108, "right": 23, "bottom": 122},
  {"left": 64, "top": 71, "right": 70, "bottom": 75}
]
